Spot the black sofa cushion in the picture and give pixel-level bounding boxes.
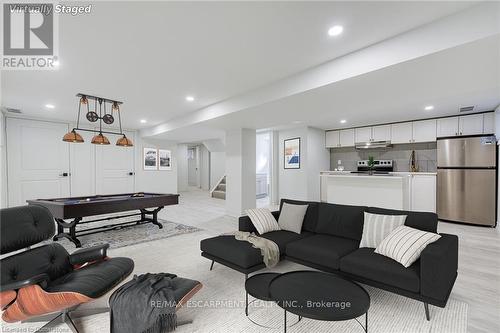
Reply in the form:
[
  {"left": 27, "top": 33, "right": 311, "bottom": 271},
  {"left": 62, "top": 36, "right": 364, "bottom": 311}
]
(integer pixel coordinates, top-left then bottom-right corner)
[
  {"left": 280, "top": 199, "right": 319, "bottom": 233},
  {"left": 201, "top": 236, "right": 263, "bottom": 269},
  {"left": 315, "top": 203, "right": 367, "bottom": 241},
  {"left": 286, "top": 234, "right": 359, "bottom": 270},
  {"left": 366, "top": 207, "right": 437, "bottom": 233},
  {"left": 340, "top": 248, "right": 420, "bottom": 292},
  {"left": 261, "top": 230, "right": 313, "bottom": 253},
  {"left": 200, "top": 232, "right": 312, "bottom": 269}
]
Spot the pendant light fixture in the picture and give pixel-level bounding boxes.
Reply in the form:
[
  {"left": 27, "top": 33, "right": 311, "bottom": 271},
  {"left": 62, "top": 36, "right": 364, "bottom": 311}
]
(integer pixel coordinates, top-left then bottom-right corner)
[
  {"left": 91, "top": 99, "right": 110, "bottom": 145},
  {"left": 62, "top": 93, "right": 133, "bottom": 147}
]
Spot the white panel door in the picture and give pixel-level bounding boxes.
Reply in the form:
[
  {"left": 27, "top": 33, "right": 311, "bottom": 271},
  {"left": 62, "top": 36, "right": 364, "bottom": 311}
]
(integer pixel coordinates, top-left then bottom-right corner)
[
  {"left": 483, "top": 113, "right": 495, "bottom": 134},
  {"left": 70, "top": 130, "right": 95, "bottom": 197},
  {"left": 391, "top": 122, "right": 413, "bottom": 144},
  {"left": 459, "top": 114, "right": 483, "bottom": 136},
  {"left": 355, "top": 127, "right": 372, "bottom": 142},
  {"left": 372, "top": 125, "right": 391, "bottom": 141},
  {"left": 325, "top": 131, "right": 340, "bottom": 148},
  {"left": 339, "top": 129, "right": 355, "bottom": 147},
  {"left": 437, "top": 117, "right": 459, "bottom": 137},
  {"left": 7, "top": 118, "right": 70, "bottom": 206},
  {"left": 95, "top": 131, "right": 135, "bottom": 194},
  {"left": 412, "top": 119, "right": 437, "bottom": 143}
]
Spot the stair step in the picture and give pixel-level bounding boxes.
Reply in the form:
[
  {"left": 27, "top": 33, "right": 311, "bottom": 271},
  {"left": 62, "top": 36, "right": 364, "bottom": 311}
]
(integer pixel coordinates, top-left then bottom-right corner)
[
  {"left": 217, "top": 184, "right": 226, "bottom": 191},
  {"left": 212, "top": 190, "right": 226, "bottom": 200}
]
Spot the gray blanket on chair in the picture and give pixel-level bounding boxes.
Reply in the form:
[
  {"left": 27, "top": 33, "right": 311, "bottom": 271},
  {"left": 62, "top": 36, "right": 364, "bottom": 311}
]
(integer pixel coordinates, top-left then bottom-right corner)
[{"left": 110, "top": 273, "right": 178, "bottom": 333}]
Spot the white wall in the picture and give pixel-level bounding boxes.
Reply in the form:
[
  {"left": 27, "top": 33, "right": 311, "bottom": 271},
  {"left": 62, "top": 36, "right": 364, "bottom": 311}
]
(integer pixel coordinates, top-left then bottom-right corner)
[
  {"left": 135, "top": 136, "right": 178, "bottom": 194},
  {"left": 200, "top": 144, "right": 210, "bottom": 190},
  {"left": 210, "top": 151, "right": 226, "bottom": 190},
  {"left": 306, "top": 127, "right": 330, "bottom": 201},
  {"left": 177, "top": 144, "right": 188, "bottom": 192},
  {"left": 225, "top": 128, "right": 256, "bottom": 216},
  {"left": 0, "top": 113, "right": 6, "bottom": 208},
  {"left": 278, "top": 127, "right": 308, "bottom": 200},
  {"left": 278, "top": 126, "right": 329, "bottom": 202}
]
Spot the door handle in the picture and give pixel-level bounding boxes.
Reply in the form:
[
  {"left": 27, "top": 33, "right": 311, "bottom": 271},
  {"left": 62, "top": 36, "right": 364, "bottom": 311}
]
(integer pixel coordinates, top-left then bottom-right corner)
[
  {"left": 59, "top": 172, "right": 69, "bottom": 177},
  {"left": 128, "top": 172, "right": 135, "bottom": 176}
]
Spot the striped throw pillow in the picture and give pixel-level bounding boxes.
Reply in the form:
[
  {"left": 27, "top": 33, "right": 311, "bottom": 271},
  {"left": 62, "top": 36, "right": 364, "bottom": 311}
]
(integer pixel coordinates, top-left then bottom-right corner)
[
  {"left": 246, "top": 208, "right": 280, "bottom": 234},
  {"left": 359, "top": 212, "right": 407, "bottom": 248},
  {"left": 375, "top": 225, "right": 441, "bottom": 267}
]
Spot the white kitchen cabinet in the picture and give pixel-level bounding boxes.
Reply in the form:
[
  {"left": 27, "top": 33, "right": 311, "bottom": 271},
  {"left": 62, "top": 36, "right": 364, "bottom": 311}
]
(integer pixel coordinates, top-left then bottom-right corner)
[
  {"left": 372, "top": 125, "right": 391, "bottom": 142},
  {"left": 412, "top": 119, "right": 437, "bottom": 143},
  {"left": 355, "top": 127, "right": 372, "bottom": 143},
  {"left": 437, "top": 117, "right": 459, "bottom": 137},
  {"left": 483, "top": 113, "right": 495, "bottom": 134},
  {"left": 325, "top": 130, "right": 340, "bottom": 148},
  {"left": 339, "top": 129, "right": 355, "bottom": 147},
  {"left": 410, "top": 174, "right": 436, "bottom": 212},
  {"left": 391, "top": 122, "right": 413, "bottom": 144},
  {"left": 459, "top": 114, "right": 483, "bottom": 136}
]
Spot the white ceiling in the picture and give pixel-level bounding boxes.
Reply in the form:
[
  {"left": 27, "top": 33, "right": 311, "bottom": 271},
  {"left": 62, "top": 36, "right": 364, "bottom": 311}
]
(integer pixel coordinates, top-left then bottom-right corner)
[
  {"left": 153, "top": 34, "right": 500, "bottom": 141},
  {"left": 2, "top": 1, "right": 476, "bottom": 130}
]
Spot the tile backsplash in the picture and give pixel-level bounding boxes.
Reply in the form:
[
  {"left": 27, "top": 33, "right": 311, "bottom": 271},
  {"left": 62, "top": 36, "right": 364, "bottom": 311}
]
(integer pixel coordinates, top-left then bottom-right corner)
[{"left": 330, "top": 142, "right": 437, "bottom": 172}]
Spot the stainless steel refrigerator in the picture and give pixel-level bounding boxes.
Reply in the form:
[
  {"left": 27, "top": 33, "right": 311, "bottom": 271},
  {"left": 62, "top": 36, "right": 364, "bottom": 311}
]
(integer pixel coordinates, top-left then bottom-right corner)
[{"left": 437, "top": 135, "right": 497, "bottom": 226}]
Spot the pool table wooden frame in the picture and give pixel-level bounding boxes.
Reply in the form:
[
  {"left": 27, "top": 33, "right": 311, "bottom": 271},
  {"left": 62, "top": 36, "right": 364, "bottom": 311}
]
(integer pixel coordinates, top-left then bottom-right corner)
[{"left": 28, "top": 193, "right": 179, "bottom": 248}]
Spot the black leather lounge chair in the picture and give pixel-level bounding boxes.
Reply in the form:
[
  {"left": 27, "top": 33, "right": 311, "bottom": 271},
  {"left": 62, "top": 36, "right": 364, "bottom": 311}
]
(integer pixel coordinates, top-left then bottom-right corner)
[{"left": 0, "top": 205, "right": 134, "bottom": 333}]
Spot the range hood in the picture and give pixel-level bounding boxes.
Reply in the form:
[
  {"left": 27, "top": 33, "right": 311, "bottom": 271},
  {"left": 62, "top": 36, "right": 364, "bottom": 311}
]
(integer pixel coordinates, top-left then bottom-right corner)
[{"left": 355, "top": 141, "right": 393, "bottom": 150}]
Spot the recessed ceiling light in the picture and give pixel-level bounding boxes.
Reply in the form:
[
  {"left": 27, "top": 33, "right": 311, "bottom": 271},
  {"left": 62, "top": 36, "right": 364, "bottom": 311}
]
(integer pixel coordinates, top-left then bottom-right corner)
[
  {"left": 424, "top": 105, "right": 434, "bottom": 111},
  {"left": 140, "top": 119, "right": 147, "bottom": 124},
  {"left": 185, "top": 96, "right": 195, "bottom": 102},
  {"left": 45, "top": 104, "right": 55, "bottom": 109},
  {"left": 340, "top": 119, "right": 347, "bottom": 124},
  {"left": 328, "top": 25, "right": 343, "bottom": 37},
  {"left": 292, "top": 120, "right": 302, "bottom": 124}
]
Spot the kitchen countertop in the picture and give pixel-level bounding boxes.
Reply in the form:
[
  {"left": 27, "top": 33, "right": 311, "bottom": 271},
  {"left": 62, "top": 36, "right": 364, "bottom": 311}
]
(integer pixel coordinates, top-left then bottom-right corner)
[{"left": 320, "top": 171, "right": 437, "bottom": 176}]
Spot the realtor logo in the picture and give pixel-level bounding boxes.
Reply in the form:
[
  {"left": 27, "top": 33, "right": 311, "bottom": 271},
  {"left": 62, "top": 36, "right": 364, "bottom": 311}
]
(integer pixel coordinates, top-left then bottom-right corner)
[{"left": 2, "top": 3, "right": 58, "bottom": 69}]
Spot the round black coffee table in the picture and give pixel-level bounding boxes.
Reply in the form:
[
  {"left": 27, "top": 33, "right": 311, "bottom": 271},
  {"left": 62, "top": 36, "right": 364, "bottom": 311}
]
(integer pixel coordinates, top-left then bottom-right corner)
[
  {"left": 269, "top": 271, "right": 370, "bottom": 333},
  {"left": 245, "top": 273, "right": 301, "bottom": 329}
]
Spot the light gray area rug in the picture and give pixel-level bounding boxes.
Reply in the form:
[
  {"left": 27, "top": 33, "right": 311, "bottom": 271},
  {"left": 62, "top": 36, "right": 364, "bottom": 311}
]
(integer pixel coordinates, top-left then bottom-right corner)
[
  {"left": 5, "top": 230, "right": 467, "bottom": 333},
  {"left": 50, "top": 215, "right": 200, "bottom": 251}
]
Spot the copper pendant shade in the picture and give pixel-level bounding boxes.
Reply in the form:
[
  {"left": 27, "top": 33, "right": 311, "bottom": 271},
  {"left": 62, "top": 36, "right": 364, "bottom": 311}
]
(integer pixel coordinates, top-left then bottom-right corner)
[
  {"left": 91, "top": 132, "right": 110, "bottom": 145},
  {"left": 116, "top": 135, "right": 133, "bottom": 147},
  {"left": 62, "top": 129, "right": 84, "bottom": 143},
  {"left": 64, "top": 93, "right": 130, "bottom": 147}
]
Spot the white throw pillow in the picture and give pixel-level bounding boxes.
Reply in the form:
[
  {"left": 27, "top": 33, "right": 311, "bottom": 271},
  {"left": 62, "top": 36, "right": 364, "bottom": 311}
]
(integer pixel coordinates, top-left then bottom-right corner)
[
  {"left": 359, "top": 212, "right": 407, "bottom": 248},
  {"left": 278, "top": 203, "right": 308, "bottom": 234},
  {"left": 375, "top": 225, "right": 441, "bottom": 267},
  {"left": 246, "top": 208, "right": 280, "bottom": 234}
]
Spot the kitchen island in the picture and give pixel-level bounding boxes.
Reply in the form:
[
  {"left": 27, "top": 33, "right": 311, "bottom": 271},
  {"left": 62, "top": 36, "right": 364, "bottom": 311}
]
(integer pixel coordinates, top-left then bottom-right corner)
[{"left": 320, "top": 171, "right": 436, "bottom": 212}]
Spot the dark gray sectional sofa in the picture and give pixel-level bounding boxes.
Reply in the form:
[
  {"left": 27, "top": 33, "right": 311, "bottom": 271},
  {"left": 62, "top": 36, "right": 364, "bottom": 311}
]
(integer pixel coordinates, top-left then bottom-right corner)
[{"left": 200, "top": 199, "right": 458, "bottom": 320}]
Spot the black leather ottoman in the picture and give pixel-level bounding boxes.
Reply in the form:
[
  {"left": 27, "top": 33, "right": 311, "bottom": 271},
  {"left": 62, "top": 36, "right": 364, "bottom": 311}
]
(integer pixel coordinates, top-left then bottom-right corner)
[{"left": 200, "top": 235, "right": 266, "bottom": 275}]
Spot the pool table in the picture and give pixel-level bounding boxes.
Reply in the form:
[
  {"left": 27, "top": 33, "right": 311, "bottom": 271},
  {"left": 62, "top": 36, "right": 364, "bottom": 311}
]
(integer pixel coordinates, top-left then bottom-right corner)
[{"left": 28, "top": 192, "right": 179, "bottom": 248}]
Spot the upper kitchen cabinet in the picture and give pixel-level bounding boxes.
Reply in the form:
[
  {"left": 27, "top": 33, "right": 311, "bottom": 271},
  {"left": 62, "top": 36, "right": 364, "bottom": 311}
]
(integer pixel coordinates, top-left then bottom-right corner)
[
  {"left": 412, "top": 119, "right": 436, "bottom": 143},
  {"left": 483, "top": 112, "right": 495, "bottom": 134},
  {"left": 372, "top": 125, "right": 391, "bottom": 142},
  {"left": 355, "top": 127, "right": 372, "bottom": 142},
  {"left": 391, "top": 122, "right": 413, "bottom": 144},
  {"left": 325, "top": 130, "right": 340, "bottom": 148},
  {"left": 459, "top": 114, "right": 483, "bottom": 136},
  {"left": 339, "top": 129, "right": 355, "bottom": 147},
  {"left": 437, "top": 117, "right": 459, "bottom": 137}
]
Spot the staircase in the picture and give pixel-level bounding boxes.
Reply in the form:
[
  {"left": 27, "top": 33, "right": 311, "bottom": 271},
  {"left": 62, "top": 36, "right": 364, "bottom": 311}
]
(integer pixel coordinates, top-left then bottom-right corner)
[{"left": 211, "top": 176, "right": 226, "bottom": 200}]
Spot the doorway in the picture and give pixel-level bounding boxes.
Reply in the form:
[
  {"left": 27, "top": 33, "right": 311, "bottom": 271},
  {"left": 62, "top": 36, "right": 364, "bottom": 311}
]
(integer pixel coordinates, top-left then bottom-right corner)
[
  {"left": 256, "top": 131, "right": 272, "bottom": 207},
  {"left": 187, "top": 146, "right": 200, "bottom": 187}
]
